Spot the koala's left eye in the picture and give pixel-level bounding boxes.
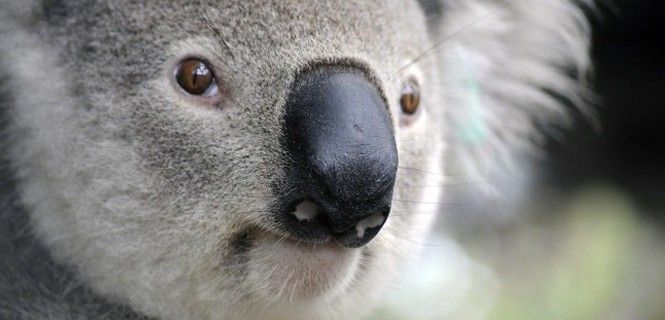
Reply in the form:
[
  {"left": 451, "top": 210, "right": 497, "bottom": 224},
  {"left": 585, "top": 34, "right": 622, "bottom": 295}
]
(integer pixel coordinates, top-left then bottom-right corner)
[
  {"left": 175, "top": 59, "right": 219, "bottom": 96},
  {"left": 400, "top": 80, "right": 421, "bottom": 115}
]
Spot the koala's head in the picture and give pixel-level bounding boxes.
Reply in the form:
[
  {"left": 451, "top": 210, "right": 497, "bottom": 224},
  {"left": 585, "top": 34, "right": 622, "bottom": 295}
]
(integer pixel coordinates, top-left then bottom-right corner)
[
  {"left": 3, "top": 1, "right": 445, "bottom": 319},
  {"left": 1, "top": 0, "right": 590, "bottom": 319}
]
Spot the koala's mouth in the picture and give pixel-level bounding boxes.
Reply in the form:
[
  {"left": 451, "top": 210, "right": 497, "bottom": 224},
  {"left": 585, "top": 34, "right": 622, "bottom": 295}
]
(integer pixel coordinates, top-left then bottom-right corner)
[{"left": 241, "top": 224, "right": 362, "bottom": 301}]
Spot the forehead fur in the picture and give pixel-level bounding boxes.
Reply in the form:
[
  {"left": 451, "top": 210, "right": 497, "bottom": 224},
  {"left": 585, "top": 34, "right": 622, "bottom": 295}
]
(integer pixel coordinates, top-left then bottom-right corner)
[{"left": 40, "top": 1, "right": 428, "bottom": 84}]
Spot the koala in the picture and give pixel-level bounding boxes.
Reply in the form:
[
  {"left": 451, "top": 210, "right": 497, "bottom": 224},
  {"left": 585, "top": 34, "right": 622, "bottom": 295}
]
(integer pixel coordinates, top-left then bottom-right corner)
[{"left": 0, "top": 1, "right": 591, "bottom": 319}]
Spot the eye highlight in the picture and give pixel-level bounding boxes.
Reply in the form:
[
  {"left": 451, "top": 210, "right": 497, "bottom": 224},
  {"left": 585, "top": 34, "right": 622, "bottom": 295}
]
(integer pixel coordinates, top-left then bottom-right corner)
[
  {"left": 400, "top": 79, "right": 421, "bottom": 116},
  {"left": 175, "top": 59, "right": 218, "bottom": 96}
]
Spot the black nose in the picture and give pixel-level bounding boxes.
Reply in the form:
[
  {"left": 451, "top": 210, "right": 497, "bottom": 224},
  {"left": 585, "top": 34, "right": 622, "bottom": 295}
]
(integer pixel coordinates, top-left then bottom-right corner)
[{"left": 278, "top": 66, "right": 398, "bottom": 248}]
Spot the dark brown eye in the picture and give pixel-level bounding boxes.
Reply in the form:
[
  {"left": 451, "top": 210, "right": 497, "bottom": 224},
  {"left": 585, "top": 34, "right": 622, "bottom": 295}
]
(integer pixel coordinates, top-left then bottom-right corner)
[
  {"left": 175, "top": 59, "right": 216, "bottom": 96},
  {"left": 400, "top": 80, "right": 421, "bottom": 115}
]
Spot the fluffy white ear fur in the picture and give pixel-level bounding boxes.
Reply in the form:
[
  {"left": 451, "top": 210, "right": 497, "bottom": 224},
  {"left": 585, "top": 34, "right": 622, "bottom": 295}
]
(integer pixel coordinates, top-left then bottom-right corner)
[{"left": 428, "top": 0, "right": 593, "bottom": 212}]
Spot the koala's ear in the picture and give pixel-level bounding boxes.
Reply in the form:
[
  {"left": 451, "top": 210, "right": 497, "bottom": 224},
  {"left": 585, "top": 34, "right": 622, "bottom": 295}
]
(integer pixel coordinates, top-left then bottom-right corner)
[{"left": 424, "top": 1, "right": 593, "bottom": 214}]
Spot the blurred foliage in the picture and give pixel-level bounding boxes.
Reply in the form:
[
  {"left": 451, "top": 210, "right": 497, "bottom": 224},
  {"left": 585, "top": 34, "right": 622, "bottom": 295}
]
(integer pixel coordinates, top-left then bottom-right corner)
[
  {"left": 368, "top": 185, "right": 665, "bottom": 320},
  {"left": 490, "top": 186, "right": 638, "bottom": 320}
]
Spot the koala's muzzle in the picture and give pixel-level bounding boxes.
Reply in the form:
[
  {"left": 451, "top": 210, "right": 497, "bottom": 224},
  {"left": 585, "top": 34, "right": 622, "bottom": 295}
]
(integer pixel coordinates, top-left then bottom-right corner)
[{"left": 279, "top": 67, "right": 398, "bottom": 248}]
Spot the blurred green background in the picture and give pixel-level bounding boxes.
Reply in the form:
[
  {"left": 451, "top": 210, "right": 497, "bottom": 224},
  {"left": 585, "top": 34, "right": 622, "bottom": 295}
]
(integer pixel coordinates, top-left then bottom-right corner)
[{"left": 371, "top": 184, "right": 665, "bottom": 320}]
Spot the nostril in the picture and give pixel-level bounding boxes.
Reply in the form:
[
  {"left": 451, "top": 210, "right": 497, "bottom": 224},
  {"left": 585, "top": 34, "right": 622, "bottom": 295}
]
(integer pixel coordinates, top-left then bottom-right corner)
[
  {"left": 291, "top": 200, "right": 320, "bottom": 222},
  {"left": 333, "top": 210, "right": 389, "bottom": 248},
  {"left": 280, "top": 200, "right": 331, "bottom": 244},
  {"left": 354, "top": 212, "right": 386, "bottom": 238}
]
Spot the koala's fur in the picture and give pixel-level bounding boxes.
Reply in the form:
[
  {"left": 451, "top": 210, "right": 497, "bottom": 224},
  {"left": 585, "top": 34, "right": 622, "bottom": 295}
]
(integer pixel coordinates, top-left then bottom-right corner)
[{"left": 0, "top": 1, "right": 591, "bottom": 319}]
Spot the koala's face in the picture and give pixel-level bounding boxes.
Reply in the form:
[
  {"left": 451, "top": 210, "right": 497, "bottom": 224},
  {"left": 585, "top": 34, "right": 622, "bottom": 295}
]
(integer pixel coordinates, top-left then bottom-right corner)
[{"left": 10, "top": 1, "right": 444, "bottom": 319}]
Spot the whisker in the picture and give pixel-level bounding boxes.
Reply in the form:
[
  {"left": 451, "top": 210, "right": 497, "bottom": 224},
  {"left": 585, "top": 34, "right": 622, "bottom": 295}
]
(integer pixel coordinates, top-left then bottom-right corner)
[
  {"left": 172, "top": 19, "right": 233, "bottom": 72},
  {"left": 382, "top": 226, "right": 452, "bottom": 248},
  {"left": 398, "top": 181, "right": 483, "bottom": 189},
  {"left": 396, "top": 10, "right": 495, "bottom": 74},
  {"left": 389, "top": 211, "right": 440, "bottom": 217},
  {"left": 189, "top": 1, "right": 237, "bottom": 61},
  {"left": 397, "top": 166, "right": 466, "bottom": 177},
  {"left": 392, "top": 198, "right": 472, "bottom": 206}
]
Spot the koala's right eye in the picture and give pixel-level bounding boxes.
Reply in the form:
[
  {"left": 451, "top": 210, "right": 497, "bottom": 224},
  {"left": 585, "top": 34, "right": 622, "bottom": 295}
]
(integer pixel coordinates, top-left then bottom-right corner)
[
  {"left": 175, "top": 59, "right": 219, "bottom": 96},
  {"left": 400, "top": 79, "right": 421, "bottom": 116}
]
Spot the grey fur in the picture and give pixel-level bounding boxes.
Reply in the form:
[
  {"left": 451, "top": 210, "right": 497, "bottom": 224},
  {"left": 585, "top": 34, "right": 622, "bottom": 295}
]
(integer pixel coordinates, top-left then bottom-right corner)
[
  {"left": 0, "top": 82, "right": 149, "bottom": 319},
  {"left": 0, "top": 1, "right": 591, "bottom": 319}
]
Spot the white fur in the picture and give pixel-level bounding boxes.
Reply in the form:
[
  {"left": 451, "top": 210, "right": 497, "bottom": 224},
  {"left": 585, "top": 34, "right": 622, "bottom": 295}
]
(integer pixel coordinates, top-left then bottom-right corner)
[{"left": 438, "top": 0, "right": 592, "bottom": 201}]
